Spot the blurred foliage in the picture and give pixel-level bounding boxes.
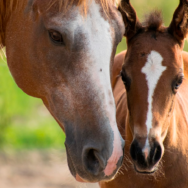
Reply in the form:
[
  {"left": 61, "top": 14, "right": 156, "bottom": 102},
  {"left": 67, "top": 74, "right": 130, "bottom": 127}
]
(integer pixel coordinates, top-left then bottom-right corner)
[
  {"left": 116, "top": 0, "right": 188, "bottom": 54},
  {"left": 0, "top": 52, "right": 65, "bottom": 149},
  {"left": 0, "top": 0, "right": 188, "bottom": 150}
]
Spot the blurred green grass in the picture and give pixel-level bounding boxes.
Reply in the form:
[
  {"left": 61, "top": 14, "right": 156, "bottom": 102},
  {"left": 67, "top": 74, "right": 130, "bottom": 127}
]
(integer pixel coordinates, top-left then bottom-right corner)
[
  {"left": 116, "top": 0, "right": 188, "bottom": 54},
  {"left": 0, "top": 55, "right": 65, "bottom": 149},
  {"left": 0, "top": 0, "right": 188, "bottom": 150}
]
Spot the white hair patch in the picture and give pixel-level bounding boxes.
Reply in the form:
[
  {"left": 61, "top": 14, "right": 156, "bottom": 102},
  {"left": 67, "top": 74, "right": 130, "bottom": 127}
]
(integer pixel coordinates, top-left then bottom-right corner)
[{"left": 141, "top": 51, "right": 166, "bottom": 148}]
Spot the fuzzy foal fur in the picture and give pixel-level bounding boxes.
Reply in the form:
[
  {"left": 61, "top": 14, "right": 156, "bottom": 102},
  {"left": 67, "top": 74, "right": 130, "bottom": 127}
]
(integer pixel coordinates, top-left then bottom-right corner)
[{"left": 101, "top": 0, "right": 188, "bottom": 187}]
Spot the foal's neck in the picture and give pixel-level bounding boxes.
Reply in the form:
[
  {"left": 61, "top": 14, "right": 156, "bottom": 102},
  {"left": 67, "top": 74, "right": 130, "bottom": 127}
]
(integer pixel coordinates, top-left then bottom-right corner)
[{"left": 165, "top": 91, "right": 188, "bottom": 155}]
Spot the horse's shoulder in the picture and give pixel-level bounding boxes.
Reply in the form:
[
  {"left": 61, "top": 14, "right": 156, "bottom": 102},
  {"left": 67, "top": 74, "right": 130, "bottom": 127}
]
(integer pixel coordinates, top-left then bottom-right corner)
[{"left": 112, "top": 50, "right": 127, "bottom": 90}]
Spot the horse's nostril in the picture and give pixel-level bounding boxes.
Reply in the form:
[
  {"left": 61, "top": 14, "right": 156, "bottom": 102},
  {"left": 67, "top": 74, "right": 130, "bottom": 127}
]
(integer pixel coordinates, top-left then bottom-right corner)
[
  {"left": 87, "top": 149, "right": 99, "bottom": 169},
  {"left": 83, "top": 148, "right": 105, "bottom": 176}
]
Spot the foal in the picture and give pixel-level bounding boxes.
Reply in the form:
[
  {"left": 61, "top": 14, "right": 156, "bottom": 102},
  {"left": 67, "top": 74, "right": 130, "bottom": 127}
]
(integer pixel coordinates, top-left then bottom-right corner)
[{"left": 101, "top": 0, "right": 188, "bottom": 187}]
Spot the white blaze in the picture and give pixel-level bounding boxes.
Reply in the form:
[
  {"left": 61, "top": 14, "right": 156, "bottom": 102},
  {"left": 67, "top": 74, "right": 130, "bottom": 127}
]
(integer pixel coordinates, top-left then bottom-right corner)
[
  {"left": 141, "top": 51, "right": 166, "bottom": 147},
  {"left": 85, "top": 1, "right": 123, "bottom": 177}
]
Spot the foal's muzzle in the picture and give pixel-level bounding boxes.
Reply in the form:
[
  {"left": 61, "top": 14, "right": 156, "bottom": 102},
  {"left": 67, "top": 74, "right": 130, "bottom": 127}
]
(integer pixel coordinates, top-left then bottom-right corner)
[{"left": 130, "top": 139, "right": 162, "bottom": 173}]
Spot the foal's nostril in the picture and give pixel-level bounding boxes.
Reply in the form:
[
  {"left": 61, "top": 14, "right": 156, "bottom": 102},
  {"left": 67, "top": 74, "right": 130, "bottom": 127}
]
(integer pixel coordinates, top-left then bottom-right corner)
[
  {"left": 150, "top": 143, "right": 162, "bottom": 164},
  {"left": 130, "top": 140, "right": 139, "bottom": 161},
  {"left": 130, "top": 140, "right": 148, "bottom": 169},
  {"left": 83, "top": 148, "right": 105, "bottom": 176}
]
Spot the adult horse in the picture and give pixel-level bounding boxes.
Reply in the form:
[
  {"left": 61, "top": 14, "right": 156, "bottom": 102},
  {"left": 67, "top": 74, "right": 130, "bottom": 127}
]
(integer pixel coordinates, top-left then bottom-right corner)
[
  {"left": 100, "top": 0, "right": 188, "bottom": 187},
  {"left": 0, "top": 0, "right": 125, "bottom": 183}
]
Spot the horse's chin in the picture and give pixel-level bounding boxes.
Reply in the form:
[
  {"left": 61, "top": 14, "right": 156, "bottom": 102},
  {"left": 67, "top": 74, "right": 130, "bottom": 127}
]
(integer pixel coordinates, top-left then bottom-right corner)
[
  {"left": 70, "top": 162, "right": 121, "bottom": 183},
  {"left": 75, "top": 174, "right": 90, "bottom": 183},
  {"left": 134, "top": 164, "right": 157, "bottom": 175},
  {"left": 67, "top": 155, "right": 123, "bottom": 183}
]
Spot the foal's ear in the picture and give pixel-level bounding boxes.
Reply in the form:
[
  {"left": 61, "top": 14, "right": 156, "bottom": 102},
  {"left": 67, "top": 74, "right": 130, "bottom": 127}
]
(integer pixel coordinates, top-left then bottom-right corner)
[
  {"left": 118, "top": 0, "right": 142, "bottom": 40},
  {"left": 168, "top": 0, "right": 188, "bottom": 44}
]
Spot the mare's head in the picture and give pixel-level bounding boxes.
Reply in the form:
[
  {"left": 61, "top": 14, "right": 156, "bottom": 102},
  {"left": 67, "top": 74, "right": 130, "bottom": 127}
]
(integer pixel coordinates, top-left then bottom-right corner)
[
  {"left": 119, "top": 0, "right": 188, "bottom": 174},
  {"left": 4, "top": 0, "right": 125, "bottom": 182}
]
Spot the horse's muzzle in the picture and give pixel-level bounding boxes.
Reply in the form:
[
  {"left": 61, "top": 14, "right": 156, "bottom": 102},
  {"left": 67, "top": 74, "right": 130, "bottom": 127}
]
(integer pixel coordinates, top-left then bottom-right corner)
[{"left": 65, "top": 137, "right": 125, "bottom": 183}]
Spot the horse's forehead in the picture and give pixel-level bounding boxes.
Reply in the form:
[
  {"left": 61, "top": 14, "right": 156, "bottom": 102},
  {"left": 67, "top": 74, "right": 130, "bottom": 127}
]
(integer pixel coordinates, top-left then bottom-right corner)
[{"left": 46, "top": 1, "right": 113, "bottom": 35}]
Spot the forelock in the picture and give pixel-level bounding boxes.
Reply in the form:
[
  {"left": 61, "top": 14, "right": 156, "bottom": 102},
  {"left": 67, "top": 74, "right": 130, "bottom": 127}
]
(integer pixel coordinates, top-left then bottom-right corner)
[
  {"left": 142, "top": 10, "right": 164, "bottom": 32},
  {"left": 46, "top": 0, "right": 120, "bottom": 15}
]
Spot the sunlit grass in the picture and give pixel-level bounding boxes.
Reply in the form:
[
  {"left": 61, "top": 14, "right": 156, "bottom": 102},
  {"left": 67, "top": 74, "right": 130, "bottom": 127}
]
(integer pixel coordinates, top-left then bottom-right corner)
[{"left": 0, "top": 55, "right": 65, "bottom": 149}]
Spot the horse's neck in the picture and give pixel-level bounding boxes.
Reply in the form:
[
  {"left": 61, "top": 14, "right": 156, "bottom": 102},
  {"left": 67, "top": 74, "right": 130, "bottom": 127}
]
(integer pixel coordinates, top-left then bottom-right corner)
[{"left": 0, "top": 0, "right": 25, "bottom": 48}]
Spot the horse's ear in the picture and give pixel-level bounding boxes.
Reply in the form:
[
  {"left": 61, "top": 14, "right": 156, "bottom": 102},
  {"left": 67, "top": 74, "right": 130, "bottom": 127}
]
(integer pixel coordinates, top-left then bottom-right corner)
[
  {"left": 118, "top": 0, "right": 142, "bottom": 40},
  {"left": 168, "top": 0, "right": 188, "bottom": 44}
]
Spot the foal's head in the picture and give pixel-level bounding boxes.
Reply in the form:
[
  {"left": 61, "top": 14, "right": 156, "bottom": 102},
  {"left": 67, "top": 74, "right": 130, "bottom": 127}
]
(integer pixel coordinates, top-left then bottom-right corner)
[
  {"left": 119, "top": 0, "right": 188, "bottom": 174},
  {"left": 5, "top": 0, "right": 125, "bottom": 182}
]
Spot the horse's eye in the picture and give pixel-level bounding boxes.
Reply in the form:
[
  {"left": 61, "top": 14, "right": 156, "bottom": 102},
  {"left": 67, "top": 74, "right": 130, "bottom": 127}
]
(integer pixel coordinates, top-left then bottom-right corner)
[
  {"left": 120, "top": 71, "right": 131, "bottom": 91},
  {"left": 49, "top": 30, "right": 64, "bottom": 45},
  {"left": 173, "top": 76, "right": 184, "bottom": 93}
]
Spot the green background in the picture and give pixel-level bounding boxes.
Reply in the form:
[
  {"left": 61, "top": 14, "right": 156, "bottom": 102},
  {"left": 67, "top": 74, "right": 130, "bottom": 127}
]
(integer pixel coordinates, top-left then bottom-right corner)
[{"left": 0, "top": 0, "right": 187, "bottom": 150}]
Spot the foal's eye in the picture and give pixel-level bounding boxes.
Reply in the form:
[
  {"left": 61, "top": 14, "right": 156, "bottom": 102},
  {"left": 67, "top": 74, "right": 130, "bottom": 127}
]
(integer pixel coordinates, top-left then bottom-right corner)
[
  {"left": 120, "top": 71, "right": 131, "bottom": 91},
  {"left": 173, "top": 75, "right": 184, "bottom": 93},
  {"left": 49, "top": 30, "right": 64, "bottom": 45}
]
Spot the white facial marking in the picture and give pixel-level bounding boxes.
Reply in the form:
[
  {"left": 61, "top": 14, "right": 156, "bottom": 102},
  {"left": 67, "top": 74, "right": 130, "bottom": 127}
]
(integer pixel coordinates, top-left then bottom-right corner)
[
  {"left": 141, "top": 51, "right": 166, "bottom": 149},
  {"left": 68, "top": 1, "right": 123, "bottom": 177}
]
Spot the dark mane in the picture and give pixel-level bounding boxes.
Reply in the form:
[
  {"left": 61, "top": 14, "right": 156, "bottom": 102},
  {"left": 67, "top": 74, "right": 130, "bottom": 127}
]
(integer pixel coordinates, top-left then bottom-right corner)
[{"left": 142, "top": 10, "right": 164, "bottom": 32}]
